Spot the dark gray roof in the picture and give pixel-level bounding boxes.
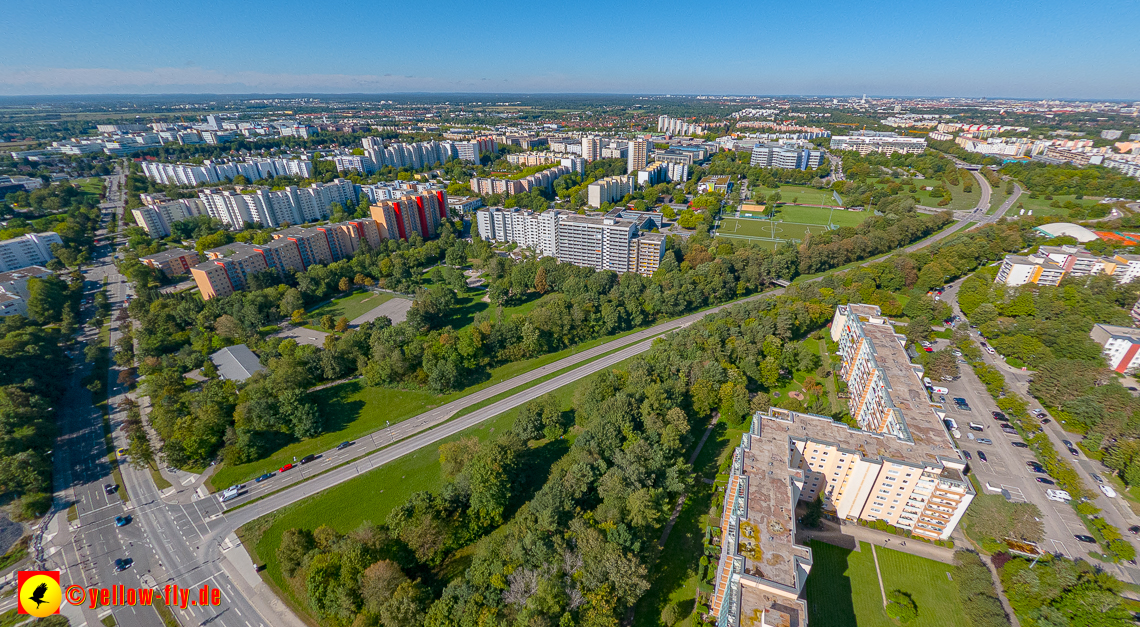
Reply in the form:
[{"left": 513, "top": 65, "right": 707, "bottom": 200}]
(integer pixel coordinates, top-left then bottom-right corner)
[{"left": 209, "top": 344, "right": 266, "bottom": 382}]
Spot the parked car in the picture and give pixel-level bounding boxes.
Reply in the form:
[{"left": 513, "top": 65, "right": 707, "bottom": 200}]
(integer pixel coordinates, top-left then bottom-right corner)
[
  {"left": 977, "top": 451, "right": 988, "bottom": 462},
  {"left": 923, "top": 346, "right": 933, "bottom": 352},
  {"left": 300, "top": 454, "right": 316, "bottom": 465},
  {"left": 1035, "top": 477, "right": 1055, "bottom": 485},
  {"left": 104, "top": 484, "right": 118, "bottom": 495},
  {"left": 962, "top": 450, "right": 972, "bottom": 460},
  {"left": 1100, "top": 484, "right": 1118, "bottom": 498},
  {"left": 114, "top": 515, "right": 131, "bottom": 527},
  {"left": 1128, "top": 525, "right": 1140, "bottom": 535},
  {"left": 1091, "top": 473, "right": 1104, "bottom": 484},
  {"left": 1068, "top": 447, "right": 1080, "bottom": 457},
  {"left": 1074, "top": 535, "right": 1097, "bottom": 543},
  {"left": 279, "top": 463, "right": 293, "bottom": 473},
  {"left": 977, "top": 438, "right": 992, "bottom": 445},
  {"left": 255, "top": 473, "right": 273, "bottom": 483},
  {"left": 1011, "top": 442, "right": 1028, "bottom": 448},
  {"left": 992, "top": 411, "right": 1006, "bottom": 420}
]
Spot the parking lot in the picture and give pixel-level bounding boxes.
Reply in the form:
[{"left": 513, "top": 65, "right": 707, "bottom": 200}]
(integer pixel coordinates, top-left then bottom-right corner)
[{"left": 938, "top": 348, "right": 1100, "bottom": 562}]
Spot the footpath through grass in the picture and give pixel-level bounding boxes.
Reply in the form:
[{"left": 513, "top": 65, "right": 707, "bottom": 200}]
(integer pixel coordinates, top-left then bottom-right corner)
[{"left": 805, "top": 540, "right": 967, "bottom": 627}]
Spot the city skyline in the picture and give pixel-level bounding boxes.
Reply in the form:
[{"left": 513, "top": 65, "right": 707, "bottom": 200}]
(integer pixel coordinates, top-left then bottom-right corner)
[{"left": 2, "top": 0, "right": 1138, "bottom": 98}]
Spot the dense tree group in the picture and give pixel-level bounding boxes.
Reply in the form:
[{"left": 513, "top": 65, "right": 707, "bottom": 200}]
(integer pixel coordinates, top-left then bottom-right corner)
[
  {"left": 1000, "top": 160, "right": 1140, "bottom": 200},
  {"left": 1000, "top": 554, "right": 1132, "bottom": 626}
]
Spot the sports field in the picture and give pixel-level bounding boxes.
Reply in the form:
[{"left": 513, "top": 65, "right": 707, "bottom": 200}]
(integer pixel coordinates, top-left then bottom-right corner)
[{"left": 717, "top": 205, "right": 869, "bottom": 245}]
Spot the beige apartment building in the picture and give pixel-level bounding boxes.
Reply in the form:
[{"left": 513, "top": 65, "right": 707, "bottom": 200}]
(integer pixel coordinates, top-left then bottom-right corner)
[{"left": 711, "top": 304, "right": 973, "bottom": 626}]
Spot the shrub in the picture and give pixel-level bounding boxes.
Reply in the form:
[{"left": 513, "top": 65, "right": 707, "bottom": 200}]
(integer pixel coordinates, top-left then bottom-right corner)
[{"left": 886, "top": 590, "right": 918, "bottom": 623}]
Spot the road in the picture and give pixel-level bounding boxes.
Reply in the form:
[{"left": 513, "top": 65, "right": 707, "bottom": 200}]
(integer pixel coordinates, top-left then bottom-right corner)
[
  {"left": 46, "top": 164, "right": 989, "bottom": 626},
  {"left": 940, "top": 278, "right": 1140, "bottom": 584}
]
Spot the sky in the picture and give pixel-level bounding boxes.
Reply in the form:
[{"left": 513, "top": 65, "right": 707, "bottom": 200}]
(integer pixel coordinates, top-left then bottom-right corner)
[{"left": 2, "top": 0, "right": 1138, "bottom": 99}]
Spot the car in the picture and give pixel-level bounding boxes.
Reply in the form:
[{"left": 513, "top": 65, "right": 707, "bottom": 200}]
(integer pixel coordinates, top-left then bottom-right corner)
[
  {"left": 1011, "top": 442, "right": 1029, "bottom": 448},
  {"left": 953, "top": 397, "right": 968, "bottom": 404},
  {"left": 114, "top": 558, "right": 133, "bottom": 572},
  {"left": 300, "top": 454, "right": 316, "bottom": 465},
  {"left": 336, "top": 441, "right": 353, "bottom": 451},
  {"left": 1129, "top": 525, "right": 1140, "bottom": 535},
  {"left": 1068, "top": 447, "right": 1080, "bottom": 457},
  {"left": 255, "top": 473, "right": 273, "bottom": 483},
  {"left": 923, "top": 346, "right": 933, "bottom": 352},
  {"left": 939, "top": 395, "right": 947, "bottom": 403},
  {"left": 104, "top": 484, "right": 118, "bottom": 495},
  {"left": 962, "top": 450, "right": 972, "bottom": 460},
  {"left": 279, "top": 463, "right": 293, "bottom": 472},
  {"left": 992, "top": 411, "right": 1006, "bottom": 420},
  {"left": 1074, "top": 535, "right": 1097, "bottom": 544},
  {"left": 1041, "top": 418, "right": 1051, "bottom": 424},
  {"left": 977, "top": 451, "right": 988, "bottom": 462},
  {"left": 114, "top": 515, "right": 131, "bottom": 527},
  {"left": 959, "top": 404, "right": 972, "bottom": 411},
  {"left": 1062, "top": 439, "right": 1073, "bottom": 447},
  {"left": 1035, "top": 477, "right": 1055, "bottom": 485},
  {"left": 977, "top": 438, "right": 992, "bottom": 445},
  {"left": 1091, "top": 473, "right": 1104, "bottom": 484},
  {"left": 116, "top": 447, "right": 129, "bottom": 456}
]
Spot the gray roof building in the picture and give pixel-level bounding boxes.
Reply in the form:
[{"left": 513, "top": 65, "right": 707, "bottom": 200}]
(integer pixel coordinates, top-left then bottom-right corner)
[{"left": 209, "top": 344, "right": 266, "bottom": 382}]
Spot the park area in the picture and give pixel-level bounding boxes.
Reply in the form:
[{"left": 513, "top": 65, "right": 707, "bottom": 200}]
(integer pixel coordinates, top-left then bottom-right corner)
[
  {"left": 752, "top": 184, "right": 842, "bottom": 207},
  {"left": 301, "top": 290, "right": 396, "bottom": 329},
  {"left": 717, "top": 205, "right": 869, "bottom": 247}
]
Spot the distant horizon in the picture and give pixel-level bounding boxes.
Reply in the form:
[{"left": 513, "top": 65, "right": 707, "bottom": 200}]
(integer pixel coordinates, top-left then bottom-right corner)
[{"left": 0, "top": 92, "right": 1135, "bottom": 103}]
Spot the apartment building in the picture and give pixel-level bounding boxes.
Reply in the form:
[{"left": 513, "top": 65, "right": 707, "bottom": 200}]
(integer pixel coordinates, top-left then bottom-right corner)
[
  {"left": 0, "top": 266, "right": 52, "bottom": 317},
  {"left": 190, "top": 248, "right": 268, "bottom": 300},
  {"left": 253, "top": 238, "right": 306, "bottom": 274},
  {"left": 469, "top": 164, "right": 572, "bottom": 198},
  {"left": 454, "top": 136, "right": 497, "bottom": 163},
  {"left": 506, "top": 152, "right": 585, "bottom": 174},
  {"left": 140, "top": 157, "right": 312, "bottom": 186},
  {"left": 581, "top": 136, "right": 602, "bottom": 161},
  {"left": 749, "top": 143, "right": 824, "bottom": 170},
  {"left": 627, "top": 139, "right": 649, "bottom": 173},
  {"left": 635, "top": 162, "right": 669, "bottom": 187},
  {"left": 474, "top": 209, "right": 664, "bottom": 276},
  {"left": 370, "top": 191, "right": 447, "bottom": 241},
  {"left": 830, "top": 133, "right": 927, "bottom": 155},
  {"left": 713, "top": 303, "right": 973, "bottom": 627},
  {"left": 132, "top": 198, "right": 207, "bottom": 237},
  {"left": 139, "top": 249, "right": 200, "bottom": 277},
  {"left": 586, "top": 175, "right": 635, "bottom": 208},
  {"left": 1090, "top": 323, "right": 1140, "bottom": 373},
  {"left": 0, "top": 232, "right": 63, "bottom": 272},
  {"left": 656, "top": 115, "right": 706, "bottom": 136},
  {"left": 273, "top": 227, "right": 335, "bottom": 268},
  {"left": 364, "top": 140, "right": 458, "bottom": 171},
  {"left": 198, "top": 178, "right": 358, "bottom": 228},
  {"left": 994, "top": 254, "right": 1066, "bottom": 286}
]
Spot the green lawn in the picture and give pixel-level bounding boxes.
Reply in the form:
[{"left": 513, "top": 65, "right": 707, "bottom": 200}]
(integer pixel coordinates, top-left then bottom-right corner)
[
  {"left": 944, "top": 177, "right": 983, "bottom": 212},
  {"left": 717, "top": 218, "right": 832, "bottom": 243},
  {"left": 75, "top": 177, "right": 105, "bottom": 197},
  {"left": 774, "top": 205, "right": 870, "bottom": 228},
  {"left": 756, "top": 184, "right": 840, "bottom": 207},
  {"left": 210, "top": 324, "right": 649, "bottom": 489},
  {"left": 1009, "top": 194, "right": 1103, "bottom": 219},
  {"left": 303, "top": 291, "right": 394, "bottom": 327},
  {"left": 806, "top": 541, "right": 967, "bottom": 627}
]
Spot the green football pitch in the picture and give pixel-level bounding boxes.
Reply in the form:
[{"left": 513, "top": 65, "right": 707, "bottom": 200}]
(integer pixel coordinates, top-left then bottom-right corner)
[{"left": 717, "top": 205, "right": 869, "bottom": 245}]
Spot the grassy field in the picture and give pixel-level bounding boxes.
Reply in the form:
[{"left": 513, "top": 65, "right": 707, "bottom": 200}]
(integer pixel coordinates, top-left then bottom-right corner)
[
  {"left": 773, "top": 205, "right": 869, "bottom": 228},
  {"left": 805, "top": 541, "right": 967, "bottom": 627},
  {"left": 241, "top": 362, "right": 619, "bottom": 625},
  {"left": 717, "top": 217, "right": 831, "bottom": 243},
  {"left": 1010, "top": 194, "right": 1103, "bottom": 218},
  {"left": 303, "top": 290, "right": 394, "bottom": 327},
  {"left": 210, "top": 324, "right": 649, "bottom": 488},
  {"left": 752, "top": 184, "right": 840, "bottom": 207},
  {"left": 75, "top": 177, "right": 105, "bottom": 197},
  {"left": 943, "top": 177, "right": 983, "bottom": 212}
]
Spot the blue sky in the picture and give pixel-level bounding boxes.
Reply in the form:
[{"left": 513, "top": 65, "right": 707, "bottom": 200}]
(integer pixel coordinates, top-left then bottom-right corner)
[{"left": 2, "top": 0, "right": 1138, "bottom": 98}]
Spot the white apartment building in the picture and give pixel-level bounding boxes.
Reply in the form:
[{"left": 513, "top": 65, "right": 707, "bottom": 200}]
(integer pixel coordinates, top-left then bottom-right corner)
[
  {"left": 0, "top": 232, "right": 64, "bottom": 272},
  {"left": 712, "top": 304, "right": 973, "bottom": 627},
  {"left": 830, "top": 133, "right": 927, "bottom": 155},
  {"left": 586, "top": 175, "right": 635, "bottom": 208},
  {"left": 198, "top": 179, "right": 358, "bottom": 229},
  {"left": 131, "top": 198, "right": 207, "bottom": 237},
  {"left": 1090, "top": 324, "right": 1140, "bottom": 373},
  {"left": 749, "top": 143, "right": 825, "bottom": 169},
  {"left": 140, "top": 158, "right": 313, "bottom": 186},
  {"left": 656, "top": 115, "right": 706, "bottom": 136},
  {"left": 0, "top": 266, "right": 52, "bottom": 317},
  {"left": 627, "top": 139, "right": 648, "bottom": 173},
  {"left": 994, "top": 254, "right": 1066, "bottom": 287},
  {"left": 474, "top": 209, "right": 665, "bottom": 276},
  {"left": 581, "top": 136, "right": 602, "bottom": 161}
]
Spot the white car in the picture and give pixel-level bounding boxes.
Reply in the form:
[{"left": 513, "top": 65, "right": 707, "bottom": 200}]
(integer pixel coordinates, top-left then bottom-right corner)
[{"left": 1100, "top": 484, "right": 1117, "bottom": 498}]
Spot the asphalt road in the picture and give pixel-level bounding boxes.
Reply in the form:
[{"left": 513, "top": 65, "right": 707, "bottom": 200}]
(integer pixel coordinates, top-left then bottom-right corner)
[{"left": 940, "top": 278, "right": 1140, "bottom": 584}]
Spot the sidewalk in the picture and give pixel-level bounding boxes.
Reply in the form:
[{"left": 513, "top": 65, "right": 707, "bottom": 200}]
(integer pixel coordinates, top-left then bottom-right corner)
[{"left": 796, "top": 518, "right": 956, "bottom": 565}]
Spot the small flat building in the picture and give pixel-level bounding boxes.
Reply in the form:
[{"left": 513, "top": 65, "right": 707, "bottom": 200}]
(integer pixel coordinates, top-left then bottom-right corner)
[{"left": 209, "top": 344, "right": 266, "bottom": 382}]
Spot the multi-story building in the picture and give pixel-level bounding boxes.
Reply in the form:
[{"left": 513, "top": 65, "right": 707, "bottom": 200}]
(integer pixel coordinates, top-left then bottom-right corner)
[
  {"left": 132, "top": 198, "right": 207, "bottom": 237},
  {"left": 581, "top": 136, "right": 602, "bottom": 161},
  {"left": 190, "top": 248, "right": 269, "bottom": 300},
  {"left": 749, "top": 143, "right": 824, "bottom": 170},
  {"left": 1090, "top": 323, "right": 1140, "bottom": 373},
  {"left": 713, "top": 304, "right": 973, "bottom": 627},
  {"left": 830, "top": 132, "right": 927, "bottom": 155},
  {"left": 140, "top": 158, "right": 312, "bottom": 186},
  {"left": 455, "top": 136, "right": 497, "bottom": 163},
  {"left": 0, "top": 232, "right": 63, "bottom": 272},
  {"left": 506, "top": 152, "right": 585, "bottom": 174},
  {"left": 333, "top": 154, "right": 376, "bottom": 175},
  {"left": 656, "top": 115, "right": 706, "bottom": 136},
  {"left": 469, "top": 164, "right": 572, "bottom": 198},
  {"left": 370, "top": 191, "right": 448, "bottom": 241},
  {"left": 139, "top": 249, "right": 200, "bottom": 277},
  {"left": 474, "top": 209, "right": 664, "bottom": 277},
  {"left": 1037, "top": 244, "right": 1119, "bottom": 278},
  {"left": 0, "top": 266, "right": 52, "bottom": 317},
  {"left": 635, "top": 161, "right": 670, "bottom": 187},
  {"left": 198, "top": 179, "right": 358, "bottom": 228},
  {"left": 994, "top": 254, "right": 1066, "bottom": 287},
  {"left": 698, "top": 175, "right": 732, "bottom": 194},
  {"left": 1043, "top": 147, "right": 1093, "bottom": 166},
  {"left": 627, "top": 139, "right": 648, "bottom": 173},
  {"left": 1113, "top": 254, "right": 1140, "bottom": 283},
  {"left": 667, "top": 162, "right": 690, "bottom": 183},
  {"left": 253, "top": 238, "right": 307, "bottom": 275},
  {"left": 273, "top": 227, "right": 335, "bottom": 268},
  {"left": 586, "top": 175, "right": 635, "bottom": 208},
  {"left": 1131, "top": 295, "right": 1140, "bottom": 326}
]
